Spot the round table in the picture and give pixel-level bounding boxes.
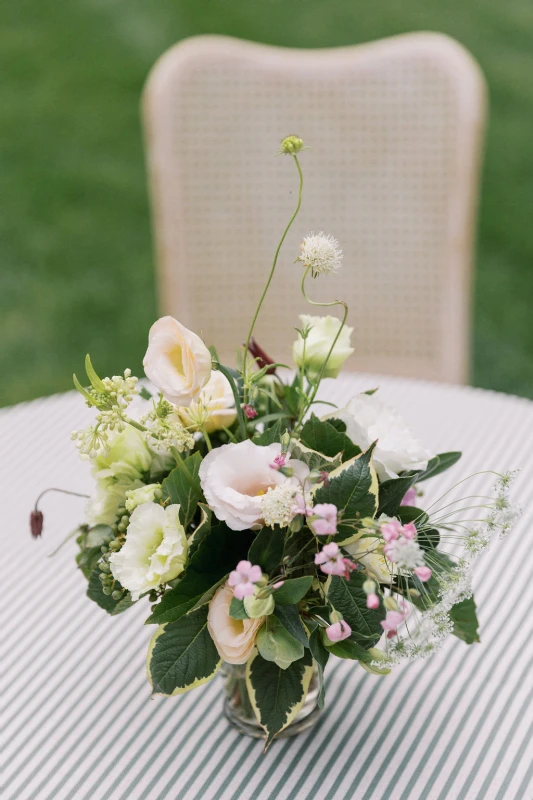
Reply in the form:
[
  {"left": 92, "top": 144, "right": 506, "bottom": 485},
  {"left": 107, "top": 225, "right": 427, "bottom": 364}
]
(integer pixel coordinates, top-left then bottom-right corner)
[{"left": 2, "top": 374, "right": 532, "bottom": 800}]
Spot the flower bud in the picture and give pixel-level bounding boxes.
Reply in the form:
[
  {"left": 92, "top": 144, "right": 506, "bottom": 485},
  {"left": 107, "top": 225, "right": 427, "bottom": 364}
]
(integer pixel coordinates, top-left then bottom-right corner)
[
  {"left": 280, "top": 135, "right": 304, "bottom": 155},
  {"left": 244, "top": 593, "right": 275, "bottom": 619}
]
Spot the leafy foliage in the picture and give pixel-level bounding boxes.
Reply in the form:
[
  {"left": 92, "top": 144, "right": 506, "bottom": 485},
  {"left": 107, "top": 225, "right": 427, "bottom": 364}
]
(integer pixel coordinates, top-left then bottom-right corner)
[
  {"left": 326, "top": 574, "right": 385, "bottom": 648},
  {"left": 248, "top": 525, "right": 285, "bottom": 573},
  {"left": 300, "top": 414, "right": 361, "bottom": 461},
  {"left": 87, "top": 569, "right": 135, "bottom": 615},
  {"left": 161, "top": 452, "right": 202, "bottom": 528},
  {"left": 272, "top": 576, "right": 313, "bottom": 605},
  {"left": 449, "top": 597, "right": 480, "bottom": 644}
]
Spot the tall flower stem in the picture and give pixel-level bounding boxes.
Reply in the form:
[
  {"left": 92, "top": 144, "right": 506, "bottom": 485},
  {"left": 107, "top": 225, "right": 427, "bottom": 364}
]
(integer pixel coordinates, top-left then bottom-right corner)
[
  {"left": 295, "top": 265, "right": 348, "bottom": 429},
  {"left": 214, "top": 363, "right": 248, "bottom": 441},
  {"left": 243, "top": 155, "right": 304, "bottom": 398}
]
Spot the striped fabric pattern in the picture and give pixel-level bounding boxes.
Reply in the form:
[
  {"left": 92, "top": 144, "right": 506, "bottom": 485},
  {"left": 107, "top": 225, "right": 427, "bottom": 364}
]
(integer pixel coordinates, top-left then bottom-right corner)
[{"left": 1, "top": 374, "right": 532, "bottom": 800}]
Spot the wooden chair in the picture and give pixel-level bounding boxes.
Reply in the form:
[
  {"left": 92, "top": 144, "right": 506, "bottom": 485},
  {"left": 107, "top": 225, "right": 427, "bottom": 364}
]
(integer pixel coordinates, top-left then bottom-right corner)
[{"left": 142, "top": 33, "right": 486, "bottom": 383}]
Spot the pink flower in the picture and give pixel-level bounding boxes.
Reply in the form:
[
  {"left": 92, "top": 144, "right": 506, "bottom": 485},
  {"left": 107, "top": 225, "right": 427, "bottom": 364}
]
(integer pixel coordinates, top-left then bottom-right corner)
[
  {"left": 270, "top": 453, "right": 288, "bottom": 470},
  {"left": 401, "top": 486, "right": 417, "bottom": 506},
  {"left": 272, "top": 580, "right": 285, "bottom": 589},
  {"left": 228, "top": 560, "right": 262, "bottom": 600},
  {"left": 242, "top": 404, "right": 258, "bottom": 420},
  {"left": 414, "top": 566, "right": 432, "bottom": 582},
  {"left": 366, "top": 593, "right": 380, "bottom": 609},
  {"left": 310, "top": 503, "right": 338, "bottom": 536},
  {"left": 402, "top": 522, "right": 417, "bottom": 540},
  {"left": 315, "top": 543, "right": 356, "bottom": 579},
  {"left": 381, "top": 519, "right": 403, "bottom": 543},
  {"left": 291, "top": 493, "right": 313, "bottom": 519},
  {"left": 326, "top": 620, "right": 351, "bottom": 642},
  {"left": 380, "top": 601, "right": 410, "bottom": 638}
]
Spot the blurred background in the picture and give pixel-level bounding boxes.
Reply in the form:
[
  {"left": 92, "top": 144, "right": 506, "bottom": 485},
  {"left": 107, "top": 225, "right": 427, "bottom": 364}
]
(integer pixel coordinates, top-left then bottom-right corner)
[{"left": 1, "top": 0, "right": 532, "bottom": 407}]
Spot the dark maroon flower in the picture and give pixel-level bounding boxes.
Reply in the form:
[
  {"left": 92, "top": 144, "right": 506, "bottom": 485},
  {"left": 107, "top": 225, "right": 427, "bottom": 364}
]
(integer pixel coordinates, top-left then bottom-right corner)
[
  {"left": 243, "top": 404, "right": 258, "bottom": 420},
  {"left": 30, "top": 510, "right": 44, "bottom": 538}
]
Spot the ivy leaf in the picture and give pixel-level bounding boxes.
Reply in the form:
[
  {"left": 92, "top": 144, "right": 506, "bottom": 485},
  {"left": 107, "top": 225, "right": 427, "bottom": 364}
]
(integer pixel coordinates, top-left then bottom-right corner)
[
  {"left": 313, "top": 445, "right": 379, "bottom": 543},
  {"left": 187, "top": 503, "right": 211, "bottom": 560},
  {"left": 248, "top": 525, "right": 285, "bottom": 573},
  {"left": 377, "top": 476, "right": 418, "bottom": 517},
  {"left": 256, "top": 616, "right": 304, "bottom": 669},
  {"left": 161, "top": 452, "right": 202, "bottom": 528},
  {"left": 87, "top": 569, "right": 135, "bottom": 615},
  {"left": 450, "top": 597, "right": 480, "bottom": 644},
  {"left": 289, "top": 440, "right": 342, "bottom": 473},
  {"left": 147, "top": 606, "right": 221, "bottom": 695},
  {"left": 272, "top": 576, "right": 313, "bottom": 605},
  {"left": 253, "top": 420, "right": 283, "bottom": 446},
  {"left": 300, "top": 414, "right": 361, "bottom": 462},
  {"left": 326, "top": 573, "right": 385, "bottom": 648},
  {"left": 146, "top": 523, "right": 252, "bottom": 624},
  {"left": 246, "top": 649, "right": 314, "bottom": 747},
  {"left": 274, "top": 605, "right": 309, "bottom": 648},
  {"left": 308, "top": 629, "right": 329, "bottom": 708}
]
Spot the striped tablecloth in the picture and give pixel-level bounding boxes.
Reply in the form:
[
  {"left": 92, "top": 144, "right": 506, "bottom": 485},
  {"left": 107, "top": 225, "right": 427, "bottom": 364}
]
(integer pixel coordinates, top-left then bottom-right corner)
[{"left": 2, "top": 374, "right": 532, "bottom": 800}]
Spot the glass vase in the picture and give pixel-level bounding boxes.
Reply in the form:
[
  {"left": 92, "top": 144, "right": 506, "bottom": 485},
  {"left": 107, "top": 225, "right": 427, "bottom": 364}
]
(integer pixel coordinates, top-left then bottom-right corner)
[{"left": 221, "top": 663, "right": 323, "bottom": 739}]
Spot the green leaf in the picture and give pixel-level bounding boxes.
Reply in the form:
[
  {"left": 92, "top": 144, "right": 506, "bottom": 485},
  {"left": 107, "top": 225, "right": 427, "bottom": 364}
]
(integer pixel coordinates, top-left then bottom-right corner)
[
  {"left": 274, "top": 605, "right": 309, "bottom": 647},
  {"left": 377, "top": 476, "right": 418, "bottom": 517},
  {"left": 85, "top": 525, "right": 114, "bottom": 549},
  {"left": 416, "top": 452, "right": 462, "bottom": 482},
  {"left": 229, "top": 597, "right": 249, "bottom": 619},
  {"left": 87, "top": 569, "right": 135, "bottom": 615},
  {"left": 187, "top": 504, "right": 211, "bottom": 560},
  {"left": 450, "top": 597, "right": 480, "bottom": 644},
  {"left": 272, "top": 576, "right": 313, "bottom": 605},
  {"left": 161, "top": 452, "right": 202, "bottom": 528},
  {"left": 308, "top": 628, "right": 329, "bottom": 708},
  {"left": 253, "top": 420, "right": 283, "bottom": 446},
  {"left": 313, "top": 445, "right": 379, "bottom": 543},
  {"left": 147, "top": 606, "right": 221, "bottom": 695},
  {"left": 256, "top": 616, "right": 305, "bottom": 669},
  {"left": 146, "top": 523, "right": 252, "bottom": 624},
  {"left": 300, "top": 414, "right": 361, "bottom": 462},
  {"left": 246, "top": 649, "right": 314, "bottom": 746},
  {"left": 289, "top": 439, "right": 342, "bottom": 473},
  {"left": 326, "top": 573, "right": 385, "bottom": 647},
  {"left": 397, "top": 506, "right": 429, "bottom": 528},
  {"left": 324, "top": 635, "right": 372, "bottom": 662},
  {"left": 85, "top": 353, "right": 107, "bottom": 392},
  {"left": 248, "top": 525, "right": 285, "bottom": 573},
  {"left": 139, "top": 386, "right": 153, "bottom": 401}
]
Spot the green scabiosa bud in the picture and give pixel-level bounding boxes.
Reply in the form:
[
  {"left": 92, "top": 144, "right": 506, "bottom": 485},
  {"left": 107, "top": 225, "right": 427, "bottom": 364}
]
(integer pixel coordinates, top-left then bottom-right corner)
[{"left": 279, "top": 135, "right": 304, "bottom": 155}]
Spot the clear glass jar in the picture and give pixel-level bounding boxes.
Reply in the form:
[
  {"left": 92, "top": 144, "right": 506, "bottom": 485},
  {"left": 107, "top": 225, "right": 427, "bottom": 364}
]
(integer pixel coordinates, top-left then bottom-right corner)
[{"left": 221, "top": 663, "right": 323, "bottom": 739}]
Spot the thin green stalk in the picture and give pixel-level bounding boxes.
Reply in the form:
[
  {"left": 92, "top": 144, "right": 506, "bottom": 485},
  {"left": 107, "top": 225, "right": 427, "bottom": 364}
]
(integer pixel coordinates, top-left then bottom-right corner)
[
  {"left": 243, "top": 155, "right": 304, "bottom": 395},
  {"left": 214, "top": 362, "right": 248, "bottom": 441}
]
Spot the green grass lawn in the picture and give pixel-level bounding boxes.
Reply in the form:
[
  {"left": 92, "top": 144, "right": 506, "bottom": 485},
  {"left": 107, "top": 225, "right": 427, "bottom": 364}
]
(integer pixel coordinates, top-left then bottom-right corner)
[{"left": 1, "top": 0, "right": 533, "bottom": 406}]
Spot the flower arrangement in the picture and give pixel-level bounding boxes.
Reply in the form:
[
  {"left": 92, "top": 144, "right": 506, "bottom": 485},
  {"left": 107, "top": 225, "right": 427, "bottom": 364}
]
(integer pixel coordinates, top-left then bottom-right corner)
[{"left": 38, "top": 136, "right": 519, "bottom": 747}]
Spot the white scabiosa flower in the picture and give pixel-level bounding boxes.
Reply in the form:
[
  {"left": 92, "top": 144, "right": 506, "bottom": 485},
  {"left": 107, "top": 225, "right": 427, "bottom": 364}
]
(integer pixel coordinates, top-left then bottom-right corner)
[
  {"left": 109, "top": 502, "right": 188, "bottom": 600},
  {"left": 297, "top": 232, "right": 343, "bottom": 277}
]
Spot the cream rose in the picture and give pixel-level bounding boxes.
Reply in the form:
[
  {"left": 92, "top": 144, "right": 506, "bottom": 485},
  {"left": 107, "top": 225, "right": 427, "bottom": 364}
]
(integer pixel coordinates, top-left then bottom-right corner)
[
  {"left": 177, "top": 371, "right": 236, "bottom": 433},
  {"left": 207, "top": 583, "right": 264, "bottom": 664},
  {"left": 109, "top": 502, "right": 187, "bottom": 600},
  {"left": 199, "top": 440, "right": 309, "bottom": 531},
  {"left": 293, "top": 314, "right": 354, "bottom": 380},
  {"left": 325, "top": 393, "right": 433, "bottom": 480},
  {"left": 143, "top": 316, "right": 212, "bottom": 407}
]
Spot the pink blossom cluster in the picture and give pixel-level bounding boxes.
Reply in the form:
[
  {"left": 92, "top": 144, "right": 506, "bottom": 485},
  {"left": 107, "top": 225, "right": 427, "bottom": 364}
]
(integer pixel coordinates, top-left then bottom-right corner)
[
  {"left": 315, "top": 542, "right": 357, "bottom": 580},
  {"left": 381, "top": 600, "right": 410, "bottom": 639},
  {"left": 381, "top": 518, "right": 432, "bottom": 582},
  {"left": 228, "top": 560, "right": 262, "bottom": 600}
]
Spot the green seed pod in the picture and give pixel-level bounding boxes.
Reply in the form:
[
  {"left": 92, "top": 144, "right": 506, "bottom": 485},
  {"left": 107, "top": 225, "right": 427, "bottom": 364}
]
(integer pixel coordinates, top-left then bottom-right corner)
[
  {"left": 100, "top": 545, "right": 108, "bottom": 554},
  {"left": 102, "top": 585, "right": 113, "bottom": 596},
  {"left": 111, "top": 590, "right": 123, "bottom": 600},
  {"left": 109, "top": 540, "right": 121, "bottom": 551}
]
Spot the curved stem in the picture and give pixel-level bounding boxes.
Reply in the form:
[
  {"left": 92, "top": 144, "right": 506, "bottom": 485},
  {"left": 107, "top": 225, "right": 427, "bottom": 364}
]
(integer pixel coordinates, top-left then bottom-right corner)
[
  {"left": 34, "top": 487, "right": 90, "bottom": 511},
  {"left": 214, "top": 362, "right": 248, "bottom": 441},
  {"left": 243, "top": 155, "right": 304, "bottom": 395}
]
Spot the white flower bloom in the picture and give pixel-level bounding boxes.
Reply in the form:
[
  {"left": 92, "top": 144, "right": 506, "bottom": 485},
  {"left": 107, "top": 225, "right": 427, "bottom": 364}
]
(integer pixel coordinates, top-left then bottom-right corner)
[
  {"left": 293, "top": 314, "right": 354, "bottom": 380},
  {"left": 143, "top": 316, "right": 212, "bottom": 407},
  {"left": 177, "top": 371, "right": 236, "bottom": 433},
  {"left": 386, "top": 538, "right": 425, "bottom": 570},
  {"left": 125, "top": 483, "right": 161, "bottom": 513},
  {"left": 297, "top": 232, "right": 343, "bottom": 277},
  {"left": 261, "top": 485, "right": 299, "bottom": 528},
  {"left": 109, "top": 502, "right": 187, "bottom": 600},
  {"left": 92, "top": 427, "right": 152, "bottom": 483},
  {"left": 199, "top": 440, "right": 309, "bottom": 531},
  {"left": 86, "top": 478, "right": 143, "bottom": 527},
  {"left": 325, "top": 393, "right": 433, "bottom": 480}
]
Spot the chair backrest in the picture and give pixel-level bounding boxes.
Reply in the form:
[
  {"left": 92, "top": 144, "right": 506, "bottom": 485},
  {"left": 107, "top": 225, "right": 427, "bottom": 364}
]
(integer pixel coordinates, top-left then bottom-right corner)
[{"left": 143, "top": 33, "right": 486, "bottom": 383}]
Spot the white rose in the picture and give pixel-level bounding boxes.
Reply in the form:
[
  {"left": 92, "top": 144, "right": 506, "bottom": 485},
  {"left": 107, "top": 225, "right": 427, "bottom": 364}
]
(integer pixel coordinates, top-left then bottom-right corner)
[
  {"left": 177, "top": 371, "right": 236, "bottom": 433},
  {"left": 325, "top": 393, "right": 433, "bottom": 480},
  {"left": 86, "top": 478, "right": 143, "bottom": 527},
  {"left": 92, "top": 427, "right": 152, "bottom": 483},
  {"left": 109, "top": 502, "right": 188, "bottom": 600},
  {"left": 199, "top": 440, "right": 309, "bottom": 531},
  {"left": 293, "top": 314, "right": 354, "bottom": 380},
  {"left": 207, "top": 583, "right": 264, "bottom": 664},
  {"left": 143, "top": 316, "right": 212, "bottom": 407},
  {"left": 125, "top": 483, "right": 161, "bottom": 512}
]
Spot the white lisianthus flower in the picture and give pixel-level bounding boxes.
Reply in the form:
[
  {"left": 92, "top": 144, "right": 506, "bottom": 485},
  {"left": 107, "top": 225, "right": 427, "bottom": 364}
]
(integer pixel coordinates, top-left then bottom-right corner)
[
  {"left": 199, "top": 440, "right": 309, "bottom": 531},
  {"left": 293, "top": 314, "right": 354, "bottom": 380},
  {"left": 207, "top": 583, "right": 264, "bottom": 664},
  {"left": 176, "top": 371, "right": 236, "bottom": 433},
  {"left": 86, "top": 478, "right": 144, "bottom": 527},
  {"left": 125, "top": 483, "right": 161, "bottom": 513},
  {"left": 143, "top": 316, "right": 212, "bottom": 407},
  {"left": 92, "top": 427, "right": 152, "bottom": 483},
  {"left": 297, "top": 232, "right": 343, "bottom": 277},
  {"left": 109, "top": 502, "right": 188, "bottom": 600},
  {"left": 325, "top": 393, "right": 433, "bottom": 480}
]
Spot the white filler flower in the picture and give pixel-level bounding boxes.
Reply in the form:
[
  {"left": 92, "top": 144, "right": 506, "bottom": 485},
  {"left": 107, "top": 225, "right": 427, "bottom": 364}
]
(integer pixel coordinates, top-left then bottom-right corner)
[
  {"left": 326, "top": 393, "right": 433, "bottom": 480},
  {"left": 297, "top": 232, "right": 343, "bottom": 277},
  {"left": 109, "top": 502, "right": 188, "bottom": 600}
]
